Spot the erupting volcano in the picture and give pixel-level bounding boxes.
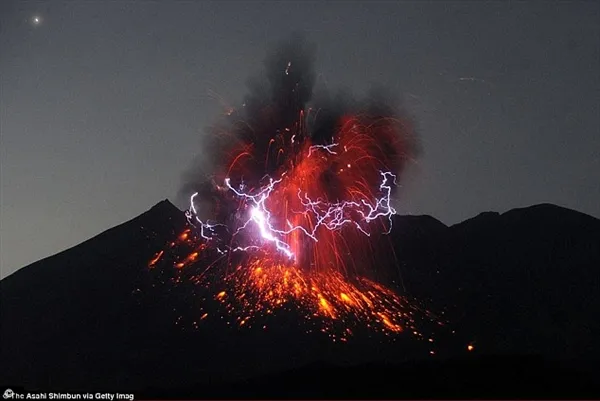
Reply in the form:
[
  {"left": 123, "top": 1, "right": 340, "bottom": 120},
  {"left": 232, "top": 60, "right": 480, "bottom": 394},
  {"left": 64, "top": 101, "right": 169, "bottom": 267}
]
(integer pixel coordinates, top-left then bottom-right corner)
[{"left": 148, "top": 35, "right": 442, "bottom": 343}]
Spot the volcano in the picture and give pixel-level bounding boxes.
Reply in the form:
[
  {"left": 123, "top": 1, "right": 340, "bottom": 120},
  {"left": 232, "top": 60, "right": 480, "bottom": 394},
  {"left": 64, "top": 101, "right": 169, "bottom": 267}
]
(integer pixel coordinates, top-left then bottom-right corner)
[{"left": 1, "top": 200, "right": 599, "bottom": 398}]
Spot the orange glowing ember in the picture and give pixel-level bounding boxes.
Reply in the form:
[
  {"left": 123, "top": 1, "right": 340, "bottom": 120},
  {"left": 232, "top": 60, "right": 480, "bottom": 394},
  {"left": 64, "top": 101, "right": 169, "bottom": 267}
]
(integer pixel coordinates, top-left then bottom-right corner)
[{"left": 148, "top": 250, "right": 164, "bottom": 268}]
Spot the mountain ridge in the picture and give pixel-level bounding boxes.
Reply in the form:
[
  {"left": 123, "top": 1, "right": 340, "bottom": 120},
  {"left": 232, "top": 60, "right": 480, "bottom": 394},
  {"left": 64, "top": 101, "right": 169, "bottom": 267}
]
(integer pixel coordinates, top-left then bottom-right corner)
[
  {"left": 1, "top": 199, "right": 599, "bottom": 395},
  {"left": 5, "top": 199, "right": 598, "bottom": 282}
]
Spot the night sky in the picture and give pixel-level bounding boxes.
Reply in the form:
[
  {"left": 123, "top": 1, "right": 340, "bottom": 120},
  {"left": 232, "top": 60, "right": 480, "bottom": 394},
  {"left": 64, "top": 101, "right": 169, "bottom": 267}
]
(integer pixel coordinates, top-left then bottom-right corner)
[{"left": 1, "top": 1, "right": 598, "bottom": 278}]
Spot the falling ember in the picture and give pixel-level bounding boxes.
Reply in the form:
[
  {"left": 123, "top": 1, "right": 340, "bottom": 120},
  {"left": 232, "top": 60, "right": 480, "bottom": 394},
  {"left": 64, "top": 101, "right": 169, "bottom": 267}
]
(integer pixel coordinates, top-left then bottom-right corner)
[
  {"left": 148, "top": 250, "right": 164, "bottom": 268},
  {"left": 379, "top": 313, "right": 403, "bottom": 332},
  {"left": 318, "top": 294, "right": 335, "bottom": 318},
  {"left": 340, "top": 293, "right": 353, "bottom": 304},
  {"left": 147, "top": 37, "right": 447, "bottom": 343}
]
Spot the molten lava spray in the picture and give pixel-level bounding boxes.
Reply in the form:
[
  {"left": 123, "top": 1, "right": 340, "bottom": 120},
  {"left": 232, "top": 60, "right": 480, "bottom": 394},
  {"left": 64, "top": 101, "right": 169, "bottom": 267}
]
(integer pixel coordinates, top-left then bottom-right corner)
[{"left": 151, "top": 35, "right": 441, "bottom": 343}]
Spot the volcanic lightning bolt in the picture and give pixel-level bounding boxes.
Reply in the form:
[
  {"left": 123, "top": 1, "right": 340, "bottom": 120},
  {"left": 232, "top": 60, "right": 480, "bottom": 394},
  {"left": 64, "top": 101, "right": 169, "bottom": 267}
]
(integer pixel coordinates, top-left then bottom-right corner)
[
  {"left": 147, "top": 37, "right": 447, "bottom": 347},
  {"left": 186, "top": 166, "right": 397, "bottom": 261}
]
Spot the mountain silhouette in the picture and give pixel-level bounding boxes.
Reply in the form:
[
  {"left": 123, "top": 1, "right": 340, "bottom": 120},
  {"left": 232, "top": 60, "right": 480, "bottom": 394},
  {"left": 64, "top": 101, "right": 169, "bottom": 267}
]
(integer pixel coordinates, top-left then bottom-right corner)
[{"left": 1, "top": 200, "right": 599, "bottom": 398}]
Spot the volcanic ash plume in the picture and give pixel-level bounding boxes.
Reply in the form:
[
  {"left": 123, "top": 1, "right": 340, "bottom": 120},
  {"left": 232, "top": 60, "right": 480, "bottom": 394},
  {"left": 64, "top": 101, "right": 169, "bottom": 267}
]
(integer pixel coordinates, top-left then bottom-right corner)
[{"left": 152, "top": 35, "right": 439, "bottom": 344}]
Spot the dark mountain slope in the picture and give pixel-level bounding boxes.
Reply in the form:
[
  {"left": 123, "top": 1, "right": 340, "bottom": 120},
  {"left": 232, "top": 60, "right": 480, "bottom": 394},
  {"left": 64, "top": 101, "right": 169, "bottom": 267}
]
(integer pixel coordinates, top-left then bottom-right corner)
[
  {"left": 1, "top": 201, "right": 599, "bottom": 397},
  {"left": 0, "top": 200, "right": 187, "bottom": 390},
  {"left": 391, "top": 203, "right": 600, "bottom": 358}
]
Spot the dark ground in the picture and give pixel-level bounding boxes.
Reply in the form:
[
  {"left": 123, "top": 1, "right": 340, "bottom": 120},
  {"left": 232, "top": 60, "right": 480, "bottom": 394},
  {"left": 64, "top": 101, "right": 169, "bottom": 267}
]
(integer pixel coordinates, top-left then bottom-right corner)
[{"left": 145, "top": 357, "right": 600, "bottom": 399}]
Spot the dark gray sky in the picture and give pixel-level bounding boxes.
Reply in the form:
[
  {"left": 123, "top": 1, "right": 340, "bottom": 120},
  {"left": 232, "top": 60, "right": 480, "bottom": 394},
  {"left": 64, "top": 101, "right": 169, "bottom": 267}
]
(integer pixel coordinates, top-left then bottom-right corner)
[{"left": 1, "top": 1, "right": 599, "bottom": 278}]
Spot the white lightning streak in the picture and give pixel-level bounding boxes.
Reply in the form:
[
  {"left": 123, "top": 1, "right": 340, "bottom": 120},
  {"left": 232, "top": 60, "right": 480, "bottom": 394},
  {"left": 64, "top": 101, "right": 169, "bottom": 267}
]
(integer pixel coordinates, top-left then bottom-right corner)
[{"left": 187, "top": 171, "right": 397, "bottom": 260}]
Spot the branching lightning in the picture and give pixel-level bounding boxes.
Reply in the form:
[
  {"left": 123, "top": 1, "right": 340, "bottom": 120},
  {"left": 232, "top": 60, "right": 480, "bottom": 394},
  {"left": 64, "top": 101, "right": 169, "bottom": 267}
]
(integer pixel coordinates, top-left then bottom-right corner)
[{"left": 185, "top": 169, "right": 397, "bottom": 261}]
